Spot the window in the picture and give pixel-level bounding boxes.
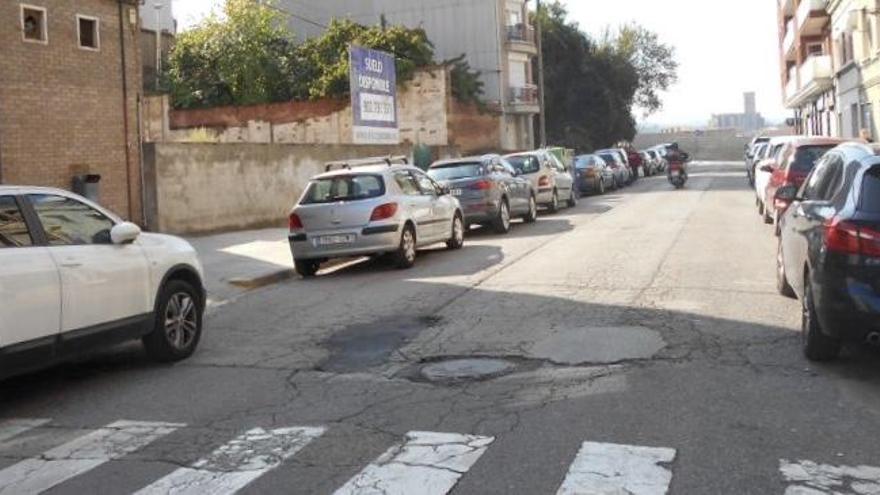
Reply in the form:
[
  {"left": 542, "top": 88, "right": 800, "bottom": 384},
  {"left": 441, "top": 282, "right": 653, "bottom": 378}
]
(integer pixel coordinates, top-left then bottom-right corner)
[
  {"left": 806, "top": 42, "right": 824, "bottom": 57},
  {"left": 427, "top": 162, "right": 484, "bottom": 182},
  {"left": 77, "top": 15, "right": 99, "bottom": 50},
  {"left": 801, "top": 155, "right": 843, "bottom": 201},
  {"left": 301, "top": 175, "right": 385, "bottom": 204},
  {"left": 500, "top": 160, "right": 518, "bottom": 176},
  {"left": 506, "top": 155, "right": 540, "bottom": 174},
  {"left": 860, "top": 166, "right": 880, "bottom": 213},
  {"left": 411, "top": 170, "right": 440, "bottom": 196},
  {"left": 21, "top": 4, "right": 47, "bottom": 44},
  {"left": 394, "top": 172, "right": 421, "bottom": 196},
  {"left": 28, "top": 194, "right": 115, "bottom": 246},
  {"left": 790, "top": 146, "right": 834, "bottom": 174},
  {"left": 0, "top": 196, "right": 33, "bottom": 248}
]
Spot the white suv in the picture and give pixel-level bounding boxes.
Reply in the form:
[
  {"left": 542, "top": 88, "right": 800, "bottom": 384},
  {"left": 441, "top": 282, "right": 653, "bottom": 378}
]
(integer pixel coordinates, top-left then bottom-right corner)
[{"left": 0, "top": 187, "right": 206, "bottom": 380}]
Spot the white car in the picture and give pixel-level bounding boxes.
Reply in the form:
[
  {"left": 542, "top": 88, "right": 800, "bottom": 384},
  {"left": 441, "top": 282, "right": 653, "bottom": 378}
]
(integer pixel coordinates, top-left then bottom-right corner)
[
  {"left": 0, "top": 186, "right": 206, "bottom": 380},
  {"left": 504, "top": 150, "right": 576, "bottom": 212},
  {"left": 754, "top": 136, "right": 797, "bottom": 214}
]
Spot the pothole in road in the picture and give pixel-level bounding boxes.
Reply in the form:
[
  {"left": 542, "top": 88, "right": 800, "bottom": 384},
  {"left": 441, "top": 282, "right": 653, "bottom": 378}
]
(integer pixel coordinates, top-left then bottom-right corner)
[
  {"left": 419, "top": 358, "right": 517, "bottom": 383},
  {"left": 319, "top": 316, "right": 441, "bottom": 373}
]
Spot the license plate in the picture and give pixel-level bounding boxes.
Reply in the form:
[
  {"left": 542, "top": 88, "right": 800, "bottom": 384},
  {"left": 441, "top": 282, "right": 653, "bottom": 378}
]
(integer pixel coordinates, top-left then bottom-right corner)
[
  {"left": 451, "top": 189, "right": 463, "bottom": 196},
  {"left": 317, "top": 234, "right": 355, "bottom": 246}
]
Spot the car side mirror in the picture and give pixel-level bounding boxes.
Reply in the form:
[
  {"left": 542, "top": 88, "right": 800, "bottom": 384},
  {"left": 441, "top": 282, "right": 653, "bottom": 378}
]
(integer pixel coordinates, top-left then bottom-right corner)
[
  {"left": 439, "top": 185, "right": 451, "bottom": 196},
  {"left": 111, "top": 222, "right": 141, "bottom": 244}
]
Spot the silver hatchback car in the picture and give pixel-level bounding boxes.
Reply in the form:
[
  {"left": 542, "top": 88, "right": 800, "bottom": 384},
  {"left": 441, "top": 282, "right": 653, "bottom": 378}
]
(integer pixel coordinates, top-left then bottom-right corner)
[{"left": 288, "top": 157, "right": 465, "bottom": 276}]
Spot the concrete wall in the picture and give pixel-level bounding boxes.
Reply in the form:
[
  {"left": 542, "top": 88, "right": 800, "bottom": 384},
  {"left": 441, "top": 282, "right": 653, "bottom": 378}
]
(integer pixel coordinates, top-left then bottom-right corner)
[
  {"left": 633, "top": 130, "right": 752, "bottom": 161},
  {"left": 143, "top": 142, "right": 429, "bottom": 234}
]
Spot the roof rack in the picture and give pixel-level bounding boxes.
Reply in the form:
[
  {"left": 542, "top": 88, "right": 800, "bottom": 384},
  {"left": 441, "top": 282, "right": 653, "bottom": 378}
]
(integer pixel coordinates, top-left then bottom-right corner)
[{"left": 324, "top": 155, "right": 409, "bottom": 172}]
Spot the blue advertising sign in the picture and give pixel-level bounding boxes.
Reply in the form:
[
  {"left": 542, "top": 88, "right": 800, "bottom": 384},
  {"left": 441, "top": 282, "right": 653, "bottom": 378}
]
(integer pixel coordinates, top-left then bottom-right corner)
[{"left": 349, "top": 46, "right": 399, "bottom": 144}]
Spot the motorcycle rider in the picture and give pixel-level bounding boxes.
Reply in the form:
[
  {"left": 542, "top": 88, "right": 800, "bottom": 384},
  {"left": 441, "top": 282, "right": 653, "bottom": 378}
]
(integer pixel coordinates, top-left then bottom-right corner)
[{"left": 665, "top": 143, "right": 689, "bottom": 182}]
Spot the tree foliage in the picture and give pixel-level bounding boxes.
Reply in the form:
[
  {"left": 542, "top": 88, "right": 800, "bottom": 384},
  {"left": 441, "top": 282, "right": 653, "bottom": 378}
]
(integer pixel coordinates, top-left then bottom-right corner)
[{"left": 608, "top": 23, "right": 679, "bottom": 116}]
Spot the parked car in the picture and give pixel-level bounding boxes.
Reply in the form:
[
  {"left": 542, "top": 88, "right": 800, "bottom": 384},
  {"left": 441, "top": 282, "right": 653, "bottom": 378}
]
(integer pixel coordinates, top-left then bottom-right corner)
[
  {"left": 777, "top": 142, "right": 880, "bottom": 361},
  {"left": 288, "top": 158, "right": 465, "bottom": 276},
  {"left": 641, "top": 150, "right": 658, "bottom": 176},
  {"left": 745, "top": 135, "right": 771, "bottom": 162},
  {"left": 651, "top": 146, "right": 668, "bottom": 172},
  {"left": 755, "top": 136, "right": 797, "bottom": 217},
  {"left": 427, "top": 155, "right": 536, "bottom": 233},
  {"left": 596, "top": 151, "right": 628, "bottom": 188},
  {"left": 0, "top": 187, "right": 206, "bottom": 380},
  {"left": 595, "top": 148, "right": 634, "bottom": 185},
  {"left": 746, "top": 142, "right": 769, "bottom": 186},
  {"left": 626, "top": 148, "right": 644, "bottom": 178},
  {"left": 573, "top": 154, "right": 615, "bottom": 195},
  {"left": 763, "top": 137, "right": 847, "bottom": 232},
  {"left": 504, "top": 149, "right": 576, "bottom": 212}
]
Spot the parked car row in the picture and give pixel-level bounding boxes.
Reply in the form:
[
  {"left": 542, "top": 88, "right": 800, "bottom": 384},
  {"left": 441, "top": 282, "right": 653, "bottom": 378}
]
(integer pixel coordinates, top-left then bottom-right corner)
[{"left": 744, "top": 137, "right": 880, "bottom": 361}]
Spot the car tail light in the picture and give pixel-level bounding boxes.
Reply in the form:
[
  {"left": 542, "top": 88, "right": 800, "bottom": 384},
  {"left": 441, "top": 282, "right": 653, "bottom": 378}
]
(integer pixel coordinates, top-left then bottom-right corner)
[
  {"left": 469, "top": 180, "right": 493, "bottom": 191},
  {"left": 824, "top": 218, "right": 872, "bottom": 256},
  {"left": 288, "top": 213, "right": 303, "bottom": 230},
  {"left": 370, "top": 202, "right": 399, "bottom": 221},
  {"left": 538, "top": 176, "right": 551, "bottom": 187}
]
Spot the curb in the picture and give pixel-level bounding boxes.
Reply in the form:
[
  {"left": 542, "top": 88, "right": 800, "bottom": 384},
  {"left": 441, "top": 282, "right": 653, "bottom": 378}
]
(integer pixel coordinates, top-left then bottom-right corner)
[{"left": 227, "top": 269, "right": 296, "bottom": 290}]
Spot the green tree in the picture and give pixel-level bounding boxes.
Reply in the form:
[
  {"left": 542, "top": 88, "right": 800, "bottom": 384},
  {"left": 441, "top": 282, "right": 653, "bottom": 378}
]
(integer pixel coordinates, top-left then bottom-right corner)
[
  {"left": 165, "top": 0, "right": 295, "bottom": 109},
  {"left": 609, "top": 23, "right": 678, "bottom": 116}
]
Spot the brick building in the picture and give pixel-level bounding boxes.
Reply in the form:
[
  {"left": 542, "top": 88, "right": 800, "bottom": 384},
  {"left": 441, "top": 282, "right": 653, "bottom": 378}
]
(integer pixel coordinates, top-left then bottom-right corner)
[{"left": 0, "top": 0, "right": 144, "bottom": 222}]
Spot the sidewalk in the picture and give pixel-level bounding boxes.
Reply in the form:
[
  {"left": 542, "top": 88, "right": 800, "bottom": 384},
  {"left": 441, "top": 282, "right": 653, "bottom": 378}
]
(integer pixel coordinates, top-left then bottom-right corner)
[{"left": 186, "top": 228, "right": 294, "bottom": 307}]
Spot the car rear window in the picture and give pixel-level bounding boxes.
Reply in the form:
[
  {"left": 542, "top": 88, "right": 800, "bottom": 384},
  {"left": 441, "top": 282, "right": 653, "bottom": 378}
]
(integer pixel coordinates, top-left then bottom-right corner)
[
  {"left": 0, "top": 196, "right": 33, "bottom": 248},
  {"left": 301, "top": 175, "right": 385, "bottom": 204},
  {"left": 428, "top": 162, "right": 484, "bottom": 181},
  {"left": 598, "top": 154, "right": 616, "bottom": 166},
  {"left": 791, "top": 145, "right": 834, "bottom": 173},
  {"left": 507, "top": 156, "right": 541, "bottom": 174},
  {"left": 861, "top": 167, "right": 880, "bottom": 213},
  {"left": 574, "top": 157, "right": 595, "bottom": 169}
]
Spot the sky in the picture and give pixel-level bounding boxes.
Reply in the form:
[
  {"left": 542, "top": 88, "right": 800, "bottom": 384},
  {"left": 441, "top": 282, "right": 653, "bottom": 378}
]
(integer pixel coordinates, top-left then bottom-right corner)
[{"left": 171, "top": 0, "right": 789, "bottom": 128}]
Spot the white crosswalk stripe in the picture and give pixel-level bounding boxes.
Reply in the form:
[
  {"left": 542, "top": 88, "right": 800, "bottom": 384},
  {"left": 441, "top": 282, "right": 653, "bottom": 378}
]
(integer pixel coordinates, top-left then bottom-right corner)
[
  {"left": 780, "top": 458, "right": 880, "bottom": 494},
  {"left": 556, "top": 441, "right": 677, "bottom": 495},
  {"left": 0, "top": 418, "right": 50, "bottom": 443},
  {"left": 332, "top": 431, "right": 495, "bottom": 495},
  {"left": 0, "top": 419, "right": 183, "bottom": 495},
  {"left": 133, "top": 426, "right": 326, "bottom": 495}
]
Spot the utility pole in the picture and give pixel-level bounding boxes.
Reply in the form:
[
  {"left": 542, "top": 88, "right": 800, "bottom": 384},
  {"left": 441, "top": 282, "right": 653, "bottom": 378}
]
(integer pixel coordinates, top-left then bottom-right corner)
[
  {"left": 534, "top": 0, "right": 547, "bottom": 148},
  {"left": 154, "top": 2, "right": 163, "bottom": 91}
]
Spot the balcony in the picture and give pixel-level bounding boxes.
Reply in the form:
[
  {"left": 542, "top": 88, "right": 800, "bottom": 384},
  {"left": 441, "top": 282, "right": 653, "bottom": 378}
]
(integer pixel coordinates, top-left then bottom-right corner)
[
  {"left": 508, "top": 84, "right": 540, "bottom": 113},
  {"left": 785, "top": 75, "right": 799, "bottom": 103},
  {"left": 786, "top": 54, "right": 832, "bottom": 107},
  {"left": 506, "top": 24, "right": 538, "bottom": 55},
  {"left": 783, "top": 19, "right": 796, "bottom": 60},
  {"left": 796, "top": 0, "right": 830, "bottom": 36}
]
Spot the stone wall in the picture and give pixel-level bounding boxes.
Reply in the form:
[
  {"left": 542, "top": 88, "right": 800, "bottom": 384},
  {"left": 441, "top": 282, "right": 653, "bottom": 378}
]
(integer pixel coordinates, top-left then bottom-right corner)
[
  {"left": 633, "top": 129, "right": 751, "bottom": 161},
  {"left": 142, "top": 142, "right": 463, "bottom": 234}
]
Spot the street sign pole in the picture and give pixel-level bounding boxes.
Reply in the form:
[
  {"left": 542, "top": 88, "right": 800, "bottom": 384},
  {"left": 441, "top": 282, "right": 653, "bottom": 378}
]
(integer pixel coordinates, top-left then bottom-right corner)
[{"left": 535, "top": 0, "right": 547, "bottom": 148}]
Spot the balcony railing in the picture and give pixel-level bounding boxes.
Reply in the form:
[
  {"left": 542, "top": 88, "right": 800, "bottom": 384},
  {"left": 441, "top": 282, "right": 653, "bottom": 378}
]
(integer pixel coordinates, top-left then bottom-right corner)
[
  {"left": 787, "top": 54, "right": 832, "bottom": 106},
  {"left": 796, "top": 0, "right": 829, "bottom": 34},
  {"left": 509, "top": 85, "right": 538, "bottom": 105},
  {"left": 507, "top": 24, "right": 536, "bottom": 44},
  {"left": 785, "top": 75, "right": 799, "bottom": 102},
  {"left": 782, "top": 19, "right": 796, "bottom": 58}
]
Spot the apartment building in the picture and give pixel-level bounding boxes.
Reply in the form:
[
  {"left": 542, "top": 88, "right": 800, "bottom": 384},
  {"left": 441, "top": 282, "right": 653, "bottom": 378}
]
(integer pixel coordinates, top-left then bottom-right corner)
[
  {"left": 779, "top": 0, "right": 836, "bottom": 136},
  {"left": 0, "top": 0, "right": 143, "bottom": 221},
  {"left": 282, "top": 0, "right": 540, "bottom": 151}
]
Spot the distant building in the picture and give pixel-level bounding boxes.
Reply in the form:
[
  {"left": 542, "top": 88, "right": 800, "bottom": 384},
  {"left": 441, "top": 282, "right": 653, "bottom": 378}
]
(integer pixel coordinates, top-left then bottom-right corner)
[
  {"left": 0, "top": 0, "right": 144, "bottom": 221},
  {"left": 281, "top": 0, "right": 539, "bottom": 151},
  {"left": 139, "top": 0, "right": 175, "bottom": 92},
  {"left": 709, "top": 92, "right": 766, "bottom": 132}
]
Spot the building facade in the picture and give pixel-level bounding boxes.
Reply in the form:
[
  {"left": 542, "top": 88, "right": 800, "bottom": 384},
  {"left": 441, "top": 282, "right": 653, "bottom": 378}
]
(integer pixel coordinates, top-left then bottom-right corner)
[
  {"left": 282, "top": 0, "right": 539, "bottom": 151},
  {"left": 139, "top": 0, "right": 175, "bottom": 92},
  {"left": 0, "top": 0, "right": 143, "bottom": 221},
  {"left": 709, "top": 92, "right": 766, "bottom": 131}
]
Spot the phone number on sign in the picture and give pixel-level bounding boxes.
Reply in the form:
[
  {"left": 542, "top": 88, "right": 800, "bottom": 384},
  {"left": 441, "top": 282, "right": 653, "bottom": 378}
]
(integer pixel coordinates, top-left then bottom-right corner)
[{"left": 359, "top": 93, "right": 395, "bottom": 122}]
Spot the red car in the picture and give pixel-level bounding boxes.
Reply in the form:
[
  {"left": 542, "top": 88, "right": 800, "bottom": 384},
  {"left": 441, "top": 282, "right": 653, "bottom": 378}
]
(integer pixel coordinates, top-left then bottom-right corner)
[
  {"left": 626, "top": 149, "right": 644, "bottom": 178},
  {"left": 764, "top": 137, "right": 849, "bottom": 234}
]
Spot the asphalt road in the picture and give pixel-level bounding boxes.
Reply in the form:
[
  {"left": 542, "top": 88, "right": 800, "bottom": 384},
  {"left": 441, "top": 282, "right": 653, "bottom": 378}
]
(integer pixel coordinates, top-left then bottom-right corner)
[{"left": 3, "top": 162, "right": 880, "bottom": 494}]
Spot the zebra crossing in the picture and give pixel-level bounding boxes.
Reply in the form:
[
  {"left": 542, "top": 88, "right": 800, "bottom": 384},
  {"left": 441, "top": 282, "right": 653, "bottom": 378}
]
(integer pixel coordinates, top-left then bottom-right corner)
[{"left": 0, "top": 417, "right": 873, "bottom": 494}]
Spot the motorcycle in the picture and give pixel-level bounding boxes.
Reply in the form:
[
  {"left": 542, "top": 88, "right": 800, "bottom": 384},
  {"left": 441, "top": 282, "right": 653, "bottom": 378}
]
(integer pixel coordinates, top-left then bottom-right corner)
[{"left": 667, "top": 153, "right": 690, "bottom": 189}]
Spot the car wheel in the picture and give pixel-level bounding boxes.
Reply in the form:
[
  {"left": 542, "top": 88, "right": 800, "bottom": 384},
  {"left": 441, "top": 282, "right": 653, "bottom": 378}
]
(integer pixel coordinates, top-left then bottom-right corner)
[
  {"left": 523, "top": 195, "right": 538, "bottom": 223},
  {"left": 493, "top": 199, "right": 512, "bottom": 234},
  {"left": 446, "top": 214, "right": 465, "bottom": 250},
  {"left": 143, "top": 280, "right": 203, "bottom": 363},
  {"left": 393, "top": 224, "right": 417, "bottom": 269},
  {"left": 802, "top": 275, "right": 841, "bottom": 361},
  {"left": 295, "top": 259, "right": 320, "bottom": 278},
  {"left": 776, "top": 241, "right": 795, "bottom": 299},
  {"left": 548, "top": 190, "right": 560, "bottom": 213},
  {"left": 567, "top": 188, "right": 578, "bottom": 207}
]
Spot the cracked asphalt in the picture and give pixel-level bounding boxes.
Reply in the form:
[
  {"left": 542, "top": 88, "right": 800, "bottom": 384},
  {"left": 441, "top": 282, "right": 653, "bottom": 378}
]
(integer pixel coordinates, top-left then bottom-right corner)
[{"left": 3, "top": 162, "right": 880, "bottom": 494}]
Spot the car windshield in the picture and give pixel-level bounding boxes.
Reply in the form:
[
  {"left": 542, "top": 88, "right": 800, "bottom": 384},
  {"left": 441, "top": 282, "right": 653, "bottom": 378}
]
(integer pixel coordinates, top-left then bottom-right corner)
[
  {"left": 301, "top": 174, "right": 385, "bottom": 204},
  {"left": 507, "top": 155, "right": 541, "bottom": 174},
  {"left": 598, "top": 154, "right": 617, "bottom": 165},
  {"left": 861, "top": 166, "right": 880, "bottom": 213},
  {"left": 428, "top": 162, "right": 485, "bottom": 181},
  {"left": 575, "top": 157, "right": 596, "bottom": 169},
  {"left": 791, "top": 146, "right": 835, "bottom": 173}
]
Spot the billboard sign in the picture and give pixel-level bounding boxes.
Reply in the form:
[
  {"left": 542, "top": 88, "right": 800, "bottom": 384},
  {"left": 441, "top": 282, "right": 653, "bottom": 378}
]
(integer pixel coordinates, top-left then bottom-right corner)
[{"left": 349, "top": 46, "right": 399, "bottom": 144}]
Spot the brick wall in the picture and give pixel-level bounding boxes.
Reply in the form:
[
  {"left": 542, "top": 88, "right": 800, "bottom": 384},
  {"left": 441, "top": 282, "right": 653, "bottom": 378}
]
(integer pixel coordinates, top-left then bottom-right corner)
[{"left": 0, "top": 0, "right": 142, "bottom": 221}]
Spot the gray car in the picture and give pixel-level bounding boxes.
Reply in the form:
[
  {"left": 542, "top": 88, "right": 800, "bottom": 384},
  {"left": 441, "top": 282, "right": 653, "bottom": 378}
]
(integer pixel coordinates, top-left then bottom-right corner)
[
  {"left": 504, "top": 150, "right": 576, "bottom": 212},
  {"left": 428, "top": 155, "right": 537, "bottom": 233},
  {"left": 288, "top": 158, "right": 465, "bottom": 276}
]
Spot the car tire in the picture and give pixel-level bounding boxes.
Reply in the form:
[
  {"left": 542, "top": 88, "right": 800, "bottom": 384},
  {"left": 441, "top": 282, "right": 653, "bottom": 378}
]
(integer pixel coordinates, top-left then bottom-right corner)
[
  {"left": 493, "top": 199, "right": 512, "bottom": 234},
  {"left": 802, "top": 275, "right": 841, "bottom": 361},
  {"left": 393, "top": 224, "right": 417, "bottom": 269},
  {"left": 776, "top": 241, "right": 796, "bottom": 299},
  {"left": 143, "top": 280, "right": 203, "bottom": 363},
  {"left": 567, "top": 188, "right": 578, "bottom": 208},
  {"left": 446, "top": 214, "right": 465, "bottom": 250},
  {"left": 295, "top": 259, "right": 320, "bottom": 278},
  {"left": 548, "top": 190, "right": 560, "bottom": 214},
  {"left": 523, "top": 195, "right": 538, "bottom": 223}
]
